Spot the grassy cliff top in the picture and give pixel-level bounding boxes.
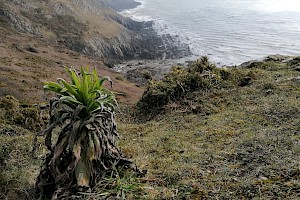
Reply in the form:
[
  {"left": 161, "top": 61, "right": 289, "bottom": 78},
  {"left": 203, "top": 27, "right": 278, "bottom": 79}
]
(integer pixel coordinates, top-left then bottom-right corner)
[{"left": 1, "top": 57, "right": 299, "bottom": 199}]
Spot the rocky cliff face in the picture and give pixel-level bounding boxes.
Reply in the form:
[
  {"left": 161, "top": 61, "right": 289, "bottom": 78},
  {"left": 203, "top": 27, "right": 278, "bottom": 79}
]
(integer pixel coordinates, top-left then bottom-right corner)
[{"left": 0, "top": 0, "right": 190, "bottom": 64}]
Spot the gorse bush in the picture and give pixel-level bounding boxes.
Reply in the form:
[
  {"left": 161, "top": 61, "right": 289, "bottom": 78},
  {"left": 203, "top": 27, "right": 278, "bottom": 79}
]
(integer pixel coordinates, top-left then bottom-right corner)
[
  {"left": 137, "top": 56, "right": 231, "bottom": 117},
  {"left": 36, "top": 67, "right": 140, "bottom": 199}
]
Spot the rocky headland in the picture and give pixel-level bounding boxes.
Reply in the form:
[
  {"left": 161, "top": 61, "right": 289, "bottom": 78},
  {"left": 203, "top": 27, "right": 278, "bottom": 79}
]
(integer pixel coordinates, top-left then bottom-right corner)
[
  {"left": 0, "top": 0, "right": 190, "bottom": 62},
  {"left": 0, "top": 0, "right": 191, "bottom": 102}
]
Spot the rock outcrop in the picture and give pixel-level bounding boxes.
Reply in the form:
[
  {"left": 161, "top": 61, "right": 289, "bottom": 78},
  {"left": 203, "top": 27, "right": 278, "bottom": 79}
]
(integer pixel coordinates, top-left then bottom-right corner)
[{"left": 102, "top": 0, "right": 141, "bottom": 11}]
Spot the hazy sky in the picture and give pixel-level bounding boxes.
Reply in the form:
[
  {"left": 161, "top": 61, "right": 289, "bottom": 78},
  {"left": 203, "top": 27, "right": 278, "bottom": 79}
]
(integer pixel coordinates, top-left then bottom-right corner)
[{"left": 255, "top": 0, "right": 300, "bottom": 12}]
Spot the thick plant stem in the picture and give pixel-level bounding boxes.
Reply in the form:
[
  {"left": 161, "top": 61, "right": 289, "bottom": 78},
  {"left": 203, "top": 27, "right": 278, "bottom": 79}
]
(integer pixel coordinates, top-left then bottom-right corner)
[{"left": 35, "top": 98, "right": 143, "bottom": 199}]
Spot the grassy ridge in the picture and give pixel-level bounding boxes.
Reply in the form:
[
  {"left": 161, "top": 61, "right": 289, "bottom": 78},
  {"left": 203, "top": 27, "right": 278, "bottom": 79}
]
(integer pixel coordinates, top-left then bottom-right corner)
[
  {"left": 1, "top": 57, "right": 300, "bottom": 199},
  {"left": 117, "top": 57, "right": 300, "bottom": 199}
]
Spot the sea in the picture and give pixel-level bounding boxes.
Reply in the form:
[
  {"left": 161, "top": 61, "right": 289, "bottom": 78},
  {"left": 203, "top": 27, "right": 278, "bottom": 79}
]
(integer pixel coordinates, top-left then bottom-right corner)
[{"left": 121, "top": 0, "right": 300, "bottom": 66}]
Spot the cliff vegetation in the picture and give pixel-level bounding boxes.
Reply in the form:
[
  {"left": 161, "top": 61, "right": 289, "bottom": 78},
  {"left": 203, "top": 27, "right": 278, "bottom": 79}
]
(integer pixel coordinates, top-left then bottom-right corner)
[{"left": 1, "top": 57, "right": 299, "bottom": 199}]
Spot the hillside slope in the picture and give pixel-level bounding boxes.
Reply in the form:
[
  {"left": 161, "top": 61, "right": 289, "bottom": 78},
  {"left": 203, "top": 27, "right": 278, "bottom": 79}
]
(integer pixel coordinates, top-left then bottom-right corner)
[
  {"left": 1, "top": 57, "right": 299, "bottom": 199},
  {"left": 0, "top": 0, "right": 191, "bottom": 103},
  {"left": 0, "top": 0, "right": 132, "bottom": 59},
  {"left": 0, "top": 0, "right": 189, "bottom": 61},
  {"left": 0, "top": 0, "right": 149, "bottom": 103}
]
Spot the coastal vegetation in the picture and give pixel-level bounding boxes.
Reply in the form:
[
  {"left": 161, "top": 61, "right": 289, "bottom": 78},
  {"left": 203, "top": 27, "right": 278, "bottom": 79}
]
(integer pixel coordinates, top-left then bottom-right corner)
[
  {"left": 0, "top": 0, "right": 300, "bottom": 199},
  {"left": 1, "top": 57, "right": 299, "bottom": 199},
  {"left": 35, "top": 67, "right": 142, "bottom": 199}
]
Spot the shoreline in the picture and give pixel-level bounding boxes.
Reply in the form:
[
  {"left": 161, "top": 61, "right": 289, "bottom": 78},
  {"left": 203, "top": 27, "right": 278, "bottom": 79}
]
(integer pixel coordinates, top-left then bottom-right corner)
[
  {"left": 117, "top": 0, "right": 300, "bottom": 67},
  {"left": 114, "top": 53, "right": 299, "bottom": 86},
  {"left": 113, "top": 0, "right": 196, "bottom": 84},
  {"left": 111, "top": 1, "right": 300, "bottom": 86},
  {"left": 114, "top": 58, "right": 193, "bottom": 86}
]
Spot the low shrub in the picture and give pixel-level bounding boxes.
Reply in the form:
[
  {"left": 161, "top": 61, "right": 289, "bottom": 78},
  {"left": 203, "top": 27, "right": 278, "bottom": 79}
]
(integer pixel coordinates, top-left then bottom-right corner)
[
  {"left": 136, "top": 57, "right": 236, "bottom": 118},
  {"left": 0, "top": 96, "right": 43, "bottom": 132}
]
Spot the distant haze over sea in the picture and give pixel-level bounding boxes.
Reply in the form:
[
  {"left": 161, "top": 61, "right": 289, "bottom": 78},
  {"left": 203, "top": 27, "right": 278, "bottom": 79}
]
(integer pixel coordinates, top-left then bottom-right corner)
[{"left": 121, "top": 0, "right": 300, "bottom": 66}]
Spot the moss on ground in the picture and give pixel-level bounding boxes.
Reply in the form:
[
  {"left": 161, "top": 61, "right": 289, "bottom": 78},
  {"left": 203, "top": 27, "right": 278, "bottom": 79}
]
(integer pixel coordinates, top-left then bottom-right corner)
[
  {"left": 0, "top": 96, "right": 43, "bottom": 132},
  {"left": 0, "top": 57, "right": 300, "bottom": 199}
]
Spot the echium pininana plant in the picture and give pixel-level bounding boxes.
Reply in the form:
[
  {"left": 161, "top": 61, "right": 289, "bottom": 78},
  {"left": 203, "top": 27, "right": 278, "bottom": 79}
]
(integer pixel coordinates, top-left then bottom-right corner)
[{"left": 35, "top": 67, "right": 141, "bottom": 199}]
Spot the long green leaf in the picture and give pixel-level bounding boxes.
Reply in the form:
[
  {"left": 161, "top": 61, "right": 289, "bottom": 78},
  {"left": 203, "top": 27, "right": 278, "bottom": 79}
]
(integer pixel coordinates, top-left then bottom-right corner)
[
  {"left": 58, "top": 78, "right": 79, "bottom": 97},
  {"left": 68, "top": 68, "right": 81, "bottom": 88},
  {"left": 80, "top": 67, "right": 89, "bottom": 104}
]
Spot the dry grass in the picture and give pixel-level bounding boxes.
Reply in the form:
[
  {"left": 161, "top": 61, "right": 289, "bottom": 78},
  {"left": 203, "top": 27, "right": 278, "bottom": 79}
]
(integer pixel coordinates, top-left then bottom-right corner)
[
  {"left": 0, "top": 26, "right": 143, "bottom": 104},
  {"left": 0, "top": 58, "right": 300, "bottom": 199},
  {"left": 1, "top": 0, "right": 144, "bottom": 104},
  {"left": 114, "top": 58, "right": 300, "bottom": 199}
]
